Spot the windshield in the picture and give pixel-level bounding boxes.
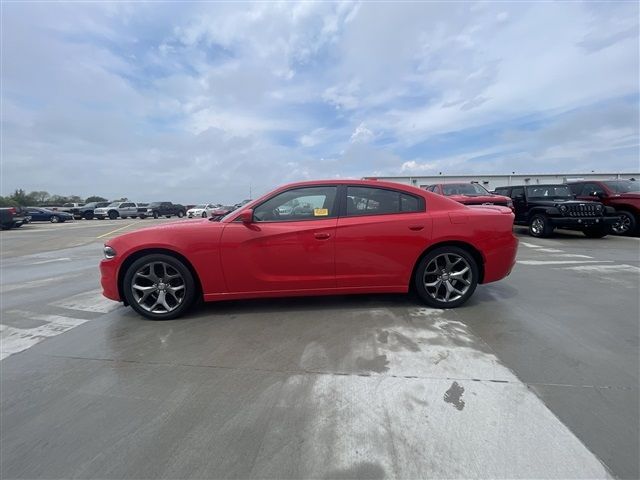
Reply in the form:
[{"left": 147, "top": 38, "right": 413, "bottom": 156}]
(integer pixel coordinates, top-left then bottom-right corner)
[
  {"left": 194, "top": 204, "right": 206, "bottom": 209},
  {"left": 602, "top": 180, "right": 639, "bottom": 193},
  {"left": 526, "top": 185, "right": 573, "bottom": 198},
  {"left": 442, "top": 183, "right": 490, "bottom": 196},
  {"left": 107, "top": 202, "right": 120, "bottom": 207}
]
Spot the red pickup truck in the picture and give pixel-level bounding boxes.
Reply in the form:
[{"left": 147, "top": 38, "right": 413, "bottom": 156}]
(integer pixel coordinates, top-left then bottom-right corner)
[
  {"left": 568, "top": 180, "right": 639, "bottom": 235},
  {"left": 424, "top": 183, "right": 514, "bottom": 211}
]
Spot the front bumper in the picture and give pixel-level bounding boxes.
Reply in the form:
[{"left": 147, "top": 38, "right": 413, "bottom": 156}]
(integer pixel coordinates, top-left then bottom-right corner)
[
  {"left": 550, "top": 216, "right": 619, "bottom": 229},
  {"left": 100, "top": 258, "right": 121, "bottom": 301}
]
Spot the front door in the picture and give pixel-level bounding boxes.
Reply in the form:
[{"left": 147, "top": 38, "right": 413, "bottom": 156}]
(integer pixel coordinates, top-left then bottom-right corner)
[{"left": 220, "top": 185, "right": 339, "bottom": 294}]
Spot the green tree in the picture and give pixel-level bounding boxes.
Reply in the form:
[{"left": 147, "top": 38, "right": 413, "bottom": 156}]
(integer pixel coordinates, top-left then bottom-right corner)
[
  {"left": 9, "top": 189, "right": 36, "bottom": 206},
  {"left": 85, "top": 195, "right": 108, "bottom": 203},
  {"left": 29, "top": 191, "right": 50, "bottom": 204},
  {"left": 0, "top": 196, "right": 19, "bottom": 207}
]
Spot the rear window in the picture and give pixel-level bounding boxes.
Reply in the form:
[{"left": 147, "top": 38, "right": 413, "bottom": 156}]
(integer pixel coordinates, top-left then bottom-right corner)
[{"left": 346, "top": 186, "right": 423, "bottom": 216}]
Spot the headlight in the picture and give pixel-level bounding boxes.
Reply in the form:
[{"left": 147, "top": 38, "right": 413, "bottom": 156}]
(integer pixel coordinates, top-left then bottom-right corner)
[
  {"left": 103, "top": 245, "right": 117, "bottom": 259},
  {"left": 147, "top": 208, "right": 152, "bottom": 212}
]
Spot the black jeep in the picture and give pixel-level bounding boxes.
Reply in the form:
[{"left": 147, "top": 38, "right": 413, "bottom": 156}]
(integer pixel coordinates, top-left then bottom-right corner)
[{"left": 494, "top": 184, "right": 619, "bottom": 238}]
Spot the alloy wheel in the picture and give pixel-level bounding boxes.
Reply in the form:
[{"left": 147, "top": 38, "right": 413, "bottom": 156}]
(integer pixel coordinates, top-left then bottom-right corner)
[
  {"left": 131, "top": 261, "right": 186, "bottom": 313},
  {"left": 530, "top": 218, "right": 543, "bottom": 235},
  {"left": 423, "top": 253, "right": 472, "bottom": 303},
  {"left": 612, "top": 215, "right": 631, "bottom": 234}
]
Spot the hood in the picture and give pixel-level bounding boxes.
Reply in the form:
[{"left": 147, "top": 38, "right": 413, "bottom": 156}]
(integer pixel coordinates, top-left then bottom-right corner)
[
  {"left": 609, "top": 193, "right": 640, "bottom": 200},
  {"left": 447, "top": 193, "right": 510, "bottom": 203},
  {"left": 533, "top": 199, "right": 601, "bottom": 207},
  {"left": 107, "top": 218, "right": 216, "bottom": 244}
]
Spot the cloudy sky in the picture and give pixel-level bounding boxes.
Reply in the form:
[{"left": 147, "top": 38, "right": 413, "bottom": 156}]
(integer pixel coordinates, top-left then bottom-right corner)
[{"left": 2, "top": 1, "right": 638, "bottom": 203}]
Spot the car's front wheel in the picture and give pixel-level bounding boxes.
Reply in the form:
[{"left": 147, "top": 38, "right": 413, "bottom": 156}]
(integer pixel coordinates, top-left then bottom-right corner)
[
  {"left": 529, "top": 214, "right": 553, "bottom": 238},
  {"left": 414, "top": 247, "right": 478, "bottom": 309},
  {"left": 201, "top": 212, "right": 207, "bottom": 218},
  {"left": 108, "top": 211, "right": 118, "bottom": 220},
  {"left": 611, "top": 211, "right": 636, "bottom": 236},
  {"left": 177, "top": 211, "right": 184, "bottom": 218},
  {"left": 50, "top": 215, "right": 60, "bottom": 223},
  {"left": 84, "top": 212, "right": 94, "bottom": 220},
  {"left": 123, "top": 254, "right": 196, "bottom": 320}
]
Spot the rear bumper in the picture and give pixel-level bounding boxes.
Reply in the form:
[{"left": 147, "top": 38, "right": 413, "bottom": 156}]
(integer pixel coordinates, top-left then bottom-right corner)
[
  {"left": 482, "top": 234, "right": 519, "bottom": 284},
  {"left": 550, "top": 216, "right": 618, "bottom": 229}
]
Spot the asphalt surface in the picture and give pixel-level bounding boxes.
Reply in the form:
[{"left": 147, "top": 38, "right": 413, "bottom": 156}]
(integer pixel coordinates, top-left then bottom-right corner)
[{"left": 1, "top": 219, "right": 638, "bottom": 479}]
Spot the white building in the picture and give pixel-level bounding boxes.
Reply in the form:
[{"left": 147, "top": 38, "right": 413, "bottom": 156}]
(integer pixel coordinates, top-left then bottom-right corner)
[{"left": 363, "top": 172, "right": 639, "bottom": 191}]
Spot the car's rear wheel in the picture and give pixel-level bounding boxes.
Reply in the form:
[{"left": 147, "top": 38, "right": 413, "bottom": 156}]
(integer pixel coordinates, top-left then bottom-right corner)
[
  {"left": 108, "top": 210, "right": 118, "bottom": 220},
  {"left": 414, "top": 247, "right": 478, "bottom": 309},
  {"left": 123, "top": 254, "right": 196, "bottom": 320},
  {"left": 50, "top": 215, "right": 60, "bottom": 223},
  {"left": 529, "top": 214, "right": 553, "bottom": 238},
  {"left": 153, "top": 211, "right": 159, "bottom": 219},
  {"left": 611, "top": 211, "right": 636, "bottom": 236},
  {"left": 177, "top": 211, "right": 184, "bottom": 218}
]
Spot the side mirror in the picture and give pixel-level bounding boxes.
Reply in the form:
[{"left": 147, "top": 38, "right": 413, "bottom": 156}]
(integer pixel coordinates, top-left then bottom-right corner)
[
  {"left": 591, "top": 191, "right": 605, "bottom": 198},
  {"left": 240, "top": 209, "right": 253, "bottom": 224}
]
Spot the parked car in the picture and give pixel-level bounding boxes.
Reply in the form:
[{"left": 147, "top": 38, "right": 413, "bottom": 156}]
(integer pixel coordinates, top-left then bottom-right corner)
[
  {"left": 94, "top": 202, "right": 140, "bottom": 220},
  {"left": 142, "top": 202, "right": 186, "bottom": 219},
  {"left": 209, "top": 205, "right": 236, "bottom": 221},
  {"left": 568, "top": 180, "right": 639, "bottom": 236},
  {"left": 425, "top": 183, "right": 513, "bottom": 211},
  {"left": 100, "top": 179, "right": 518, "bottom": 320},
  {"left": 60, "top": 202, "right": 85, "bottom": 219},
  {"left": 187, "top": 204, "right": 216, "bottom": 218},
  {"left": 494, "top": 184, "right": 619, "bottom": 238},
  {"left": 0, "top": 207, "right": 26, "bottom": 230},
  {"left": 77, "top": 202, "right": 110, "bottom": 220},
  {"left": 24, "top": 207, "right": 73, "bottom": 223}
]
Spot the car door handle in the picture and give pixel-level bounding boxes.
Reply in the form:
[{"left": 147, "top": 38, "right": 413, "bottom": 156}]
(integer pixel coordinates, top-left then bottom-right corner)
[
  {"left": 314, "top": 232, "right": 331, "bottom": 240},
  {"left": 408, "top": 225, "right": 424, "bottom": 231}
]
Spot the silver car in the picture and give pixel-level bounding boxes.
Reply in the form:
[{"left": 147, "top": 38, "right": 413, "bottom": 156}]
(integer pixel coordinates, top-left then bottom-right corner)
[{"left": 94, "top": 202, "right": 140, "bottom": 220}]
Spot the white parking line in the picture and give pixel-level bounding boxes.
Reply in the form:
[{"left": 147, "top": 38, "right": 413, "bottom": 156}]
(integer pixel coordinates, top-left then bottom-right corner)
[
  {"left": 51, "top": 289, "right": 120, "bottom": 314},
  {"left": 520, "top": 242, "right": 543, "bottom": 248},
  {"left": 548, "top": 254, "right": 594, "bottom": 259},
  {"left": 26, "top": 257, "right": 71, "bottom": 266},
  {"left": 0, "top": 313, "right": 88, "bottom": 360},
  {"left": 518, "top": 260, "right": 613, "bottom": 265},
  {"left": 562, "top": 264, "right": 640, "bottom": 273},
  {"left": 536, "top": 248, "right": 565, "bottom": 253},
  {"left": 0, "top": 273, "right": 84, "bottom": 293}
]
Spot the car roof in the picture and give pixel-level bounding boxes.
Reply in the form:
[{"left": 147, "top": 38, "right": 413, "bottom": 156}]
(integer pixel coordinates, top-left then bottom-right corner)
[{"left": 272, "top": 179, "right": 428, "bottom": 195}]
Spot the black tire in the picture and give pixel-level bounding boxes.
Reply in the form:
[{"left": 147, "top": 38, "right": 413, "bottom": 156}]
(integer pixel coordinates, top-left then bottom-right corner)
[
  {"left": 165, "top": 215, "right": 172, "bottom": 218},
  {"left": 50, "top": 215, "right": 60, "bottom": 223},
  {"left": 529, "top": 214, "right": 553, "bottom": 238},
  {"left": 201, "top": 212, "right": 207, "bottom": 218},
  {"left": 414, "top": 246, "right": 479, "bottom": 309},
  {"left": 122, "top": 254, "right": 196, "bottom": 320},
  {"left": 84, "top": 212, "right": 94, "bottom": 220},
  {"left": 177, "top": 211, "right": 184, "bottom": 218},
  {"left": 583, "top": 227, "right": 608, "bottom": 238},
  {"left": 98, "top": 217, "right": 105, "bottom": 220},
  {"left": 153, "top": 211, "right": 159, "bottom": 219},
  {"left": 108, "top": 210, "right": 118, "bottom": 220},
  {"left": 121, "top": 216, "right": 128, "bottom": 220},
  {"left": 139, "top": 215, "right": 147, "bottom": 219},
  {"left": 611, "top": 210, "right": 637, "bottom": 236}
]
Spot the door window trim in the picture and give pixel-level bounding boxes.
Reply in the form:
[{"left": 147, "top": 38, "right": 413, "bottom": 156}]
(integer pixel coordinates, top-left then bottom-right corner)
[
  {"left": 338, "top": 185, "right": 426, "bottom": 218},
  {"left": 250, "top": 185, "right": 340, "bottom": 223}
]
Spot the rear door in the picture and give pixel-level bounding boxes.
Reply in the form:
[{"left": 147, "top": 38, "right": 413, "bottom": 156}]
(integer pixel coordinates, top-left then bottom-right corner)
[
  {"left": 220, "top": 185, "right": 338, "bottom": 293},
  {"left": 510, "top": 187, "right": 526, "bottom": 222},
  {"left": 334, "top": 185, "right": 432, "bottom": 288}
]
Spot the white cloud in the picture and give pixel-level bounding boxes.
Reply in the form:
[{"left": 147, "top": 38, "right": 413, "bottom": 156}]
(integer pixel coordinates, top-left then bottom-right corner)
[{"left": 349, "top": 123, "right": 374, "bottom": 144}]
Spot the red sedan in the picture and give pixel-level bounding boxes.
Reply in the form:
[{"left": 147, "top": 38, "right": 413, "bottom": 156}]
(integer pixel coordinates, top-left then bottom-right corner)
[
  {"left": 425, "top": 183, "right": 514, "bottom": 211},
  {"left": 100, "top": 180, "right": 518, "bottom": 320}
]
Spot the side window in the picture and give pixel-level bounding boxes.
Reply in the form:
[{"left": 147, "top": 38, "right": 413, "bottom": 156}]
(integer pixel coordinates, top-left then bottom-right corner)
[
  {"left": 511, "top": 187, "right": 524, "bottom": 198},
  {"left": 568, "top": 184, "right": 582, "bottom": 195},
  {"left": 346, "top": 186, "right": 423, "bottom": 216},
  {"left": 581, "top": 183, "right": 604, "bottom": 196},
  {"left": 253, "top": 186, "right": 337, "bottom": 222},
  {"left": 123, "top": 203, "right": 134, "bottom": 208}
]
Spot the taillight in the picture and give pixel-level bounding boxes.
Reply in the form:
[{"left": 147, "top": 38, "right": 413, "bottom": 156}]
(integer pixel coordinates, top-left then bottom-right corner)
[{"left": 8, "top": 207, "right": 16, "bottom": 215}]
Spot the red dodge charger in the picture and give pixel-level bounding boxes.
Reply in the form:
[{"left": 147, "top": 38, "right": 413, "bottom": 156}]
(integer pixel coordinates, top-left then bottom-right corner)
[{"left": 100, "top": 180, "right": 518, "bottom": 319}]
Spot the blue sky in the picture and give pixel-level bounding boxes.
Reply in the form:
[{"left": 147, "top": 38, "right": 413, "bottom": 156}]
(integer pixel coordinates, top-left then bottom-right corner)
[{"left": 2, "top": 1, "right": 639, "bottom": 203}]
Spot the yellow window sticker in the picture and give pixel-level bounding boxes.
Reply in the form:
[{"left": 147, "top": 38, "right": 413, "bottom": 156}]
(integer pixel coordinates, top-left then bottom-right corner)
[{"left": 314, "top": 208, "right": 329, "bottom": 216}]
